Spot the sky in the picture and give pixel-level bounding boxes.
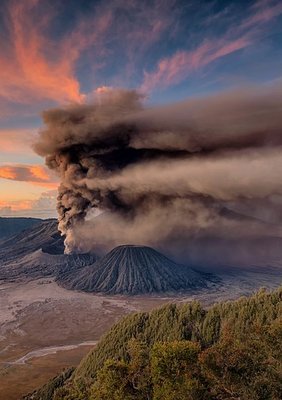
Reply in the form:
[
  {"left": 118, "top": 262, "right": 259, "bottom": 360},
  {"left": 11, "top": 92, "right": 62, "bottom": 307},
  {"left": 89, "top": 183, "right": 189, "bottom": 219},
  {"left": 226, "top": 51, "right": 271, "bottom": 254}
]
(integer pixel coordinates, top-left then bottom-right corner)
[{"left": 0, "top": 0, "right": 282, "bottom": 218}]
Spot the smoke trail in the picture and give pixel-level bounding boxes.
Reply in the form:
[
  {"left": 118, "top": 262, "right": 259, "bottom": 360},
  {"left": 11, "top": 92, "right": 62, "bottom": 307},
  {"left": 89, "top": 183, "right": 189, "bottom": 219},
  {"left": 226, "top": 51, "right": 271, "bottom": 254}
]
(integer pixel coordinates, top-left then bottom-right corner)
[{"left": 34, "top": 86, "right": 282, "bottom": 255}]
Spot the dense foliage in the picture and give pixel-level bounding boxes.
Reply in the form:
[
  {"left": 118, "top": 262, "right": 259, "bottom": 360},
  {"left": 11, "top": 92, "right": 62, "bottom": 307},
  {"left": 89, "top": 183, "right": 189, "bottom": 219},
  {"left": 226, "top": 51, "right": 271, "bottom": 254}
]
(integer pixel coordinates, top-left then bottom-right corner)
[{"left": 25, "top": 287, "right": 282, "bottom": 400}]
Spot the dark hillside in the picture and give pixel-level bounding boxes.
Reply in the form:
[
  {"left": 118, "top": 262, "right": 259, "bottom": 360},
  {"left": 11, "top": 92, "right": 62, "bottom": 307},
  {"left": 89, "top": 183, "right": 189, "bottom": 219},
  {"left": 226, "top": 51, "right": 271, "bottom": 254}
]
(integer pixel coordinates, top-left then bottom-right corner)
[{"left": 0, "top": 217, "right": 42, "bottom": 240}]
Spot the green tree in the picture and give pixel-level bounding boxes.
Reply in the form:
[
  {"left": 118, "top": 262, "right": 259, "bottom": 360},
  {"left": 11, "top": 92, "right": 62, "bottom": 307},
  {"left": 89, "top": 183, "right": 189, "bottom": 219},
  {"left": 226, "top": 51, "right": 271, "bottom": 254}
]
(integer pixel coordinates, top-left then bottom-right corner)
[
  {"left": 90, "top": 339, "right": 152, "bottom": 400},
  {"left": 200, "top": 324, "right": 282, "bottom": 400},
  {"left": 151, "top": 340, "right": 207, "bottom": 400},
  {"left": 90, "top": 359, "right": 133, "bottom": 400},
  {"left": 127, "top": 338, "right": 152, "bottom": 399}
]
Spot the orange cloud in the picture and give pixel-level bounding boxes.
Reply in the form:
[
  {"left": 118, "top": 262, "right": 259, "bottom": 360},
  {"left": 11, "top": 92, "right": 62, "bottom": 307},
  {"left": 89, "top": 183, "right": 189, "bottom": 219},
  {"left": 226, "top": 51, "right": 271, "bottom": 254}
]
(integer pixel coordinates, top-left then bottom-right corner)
[
  {"left": 0, "top": 189, "right": 57, "bottom": 217},
  {"left": 0, "top": 0, "right": 112, "bottom": 105},
  {"left": 0, "top": 200, "right": 32, "bottom": 211},
  {"left": 0, "top": 167, "right": 16, "bottom": 180},
  {"left": 29, "top": 165, "right": 50, "bottom": 181},
  {"left": 0, "top": 164, "right": 58, "bottom": 188},
  {"left": 0, "top": 1, "right": 82, "bottom": 104}
]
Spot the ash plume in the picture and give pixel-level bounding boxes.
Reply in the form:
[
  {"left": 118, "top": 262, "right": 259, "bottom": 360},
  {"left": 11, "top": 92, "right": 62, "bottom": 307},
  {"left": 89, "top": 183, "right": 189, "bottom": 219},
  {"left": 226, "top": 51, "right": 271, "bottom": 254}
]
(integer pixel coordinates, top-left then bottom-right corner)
[{"left": 34, "top": 86, "right": 282, "bottom": 259}]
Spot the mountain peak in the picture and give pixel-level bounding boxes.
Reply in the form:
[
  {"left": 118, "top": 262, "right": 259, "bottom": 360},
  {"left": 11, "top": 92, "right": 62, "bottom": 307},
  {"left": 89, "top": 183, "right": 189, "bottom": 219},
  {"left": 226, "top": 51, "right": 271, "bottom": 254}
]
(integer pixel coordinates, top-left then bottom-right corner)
[{"left": 58, "top": 244, "right": 219, "bottom": 295}]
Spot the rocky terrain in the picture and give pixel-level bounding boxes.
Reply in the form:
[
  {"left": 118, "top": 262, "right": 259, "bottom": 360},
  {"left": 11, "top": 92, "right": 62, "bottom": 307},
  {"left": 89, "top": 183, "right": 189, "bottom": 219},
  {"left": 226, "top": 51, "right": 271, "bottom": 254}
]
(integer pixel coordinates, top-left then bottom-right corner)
[{"left": 0, "top": 249, "right": 97, "bottom": 282}]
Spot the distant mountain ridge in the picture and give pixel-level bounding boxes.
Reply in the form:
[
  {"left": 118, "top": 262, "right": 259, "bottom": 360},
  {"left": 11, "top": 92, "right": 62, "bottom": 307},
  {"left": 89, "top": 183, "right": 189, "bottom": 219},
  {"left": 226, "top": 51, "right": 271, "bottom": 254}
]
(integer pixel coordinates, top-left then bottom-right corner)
[{"left": 0, "top": 217, "right": 43, "bottom": 240}]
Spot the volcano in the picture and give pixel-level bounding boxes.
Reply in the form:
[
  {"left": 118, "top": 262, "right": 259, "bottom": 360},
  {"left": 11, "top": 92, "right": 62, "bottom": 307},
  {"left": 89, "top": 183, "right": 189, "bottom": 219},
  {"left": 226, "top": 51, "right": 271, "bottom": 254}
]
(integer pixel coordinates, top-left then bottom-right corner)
[
  {"left": 0, "top": 219, "right": 64, "bottom": 262},
  {"left": 0, "top": 220, "right": 97, "bottom": 282},
  {"left": 0, "top": 221, "right": 220, "bottom": 293},
  {"left": 58, "top": 245, "right": 219, "bottom": 295}
]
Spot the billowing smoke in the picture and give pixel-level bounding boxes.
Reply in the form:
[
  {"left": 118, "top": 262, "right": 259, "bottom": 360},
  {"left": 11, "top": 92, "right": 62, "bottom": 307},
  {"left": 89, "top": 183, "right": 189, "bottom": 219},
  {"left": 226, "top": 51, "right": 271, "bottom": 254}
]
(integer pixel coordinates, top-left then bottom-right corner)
[{"left": 34, "top": 86, "right": 282, "bottom": 264}]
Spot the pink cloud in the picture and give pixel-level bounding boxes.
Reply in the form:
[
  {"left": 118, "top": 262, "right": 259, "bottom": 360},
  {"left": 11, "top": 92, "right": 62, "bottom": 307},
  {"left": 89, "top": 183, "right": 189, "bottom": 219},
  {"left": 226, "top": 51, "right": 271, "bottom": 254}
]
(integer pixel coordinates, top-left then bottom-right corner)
[
  {"left": 141, "top": 37, "right": 251, "bottom": 92},
  {"left": 0, "top": 129, "right": 37, "bottom": 154},
  {"left": 141, "top": 0, "right": 282, "bottom": 93},
  {"left": 242, "top": 0, "right": 282, "bottom": 29}
]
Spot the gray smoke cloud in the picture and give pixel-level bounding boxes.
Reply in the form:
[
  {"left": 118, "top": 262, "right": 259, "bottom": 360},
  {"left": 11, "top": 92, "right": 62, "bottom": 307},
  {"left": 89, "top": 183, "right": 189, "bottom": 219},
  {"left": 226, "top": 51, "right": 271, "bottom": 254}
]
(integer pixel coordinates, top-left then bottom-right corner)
[{"left": 34, "top": 86, "right": 282, "bottom": 264}]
